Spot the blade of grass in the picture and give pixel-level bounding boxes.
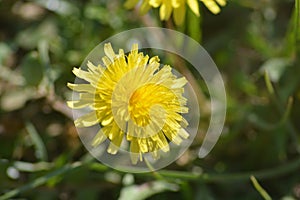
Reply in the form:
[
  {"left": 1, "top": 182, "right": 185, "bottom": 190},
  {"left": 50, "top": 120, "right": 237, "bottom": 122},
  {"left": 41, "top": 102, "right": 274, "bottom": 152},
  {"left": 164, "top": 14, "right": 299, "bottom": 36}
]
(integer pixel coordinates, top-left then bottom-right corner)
[
  {"left": 248, "top": 96, "right": 293, "bottom": 131},
  {"left": 264, "top": 71, "right": 274, "bottom": 95},
  {"left": 250, "top": 176, "right": 272, "bottom": 200},
  {"left": 25, "top": 122, "right": 48, "bottom": 161},
  {"left": 0, "top": 162, "right": 82, "bottom": 200}
]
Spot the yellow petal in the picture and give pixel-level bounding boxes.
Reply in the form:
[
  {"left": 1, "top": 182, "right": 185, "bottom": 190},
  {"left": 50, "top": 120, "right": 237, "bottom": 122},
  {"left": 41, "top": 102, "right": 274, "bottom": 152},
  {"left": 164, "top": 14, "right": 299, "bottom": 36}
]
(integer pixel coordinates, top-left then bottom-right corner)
[
  {"left": 102, "top": 125, "right": 114, "bottom": 139},
  {"left": 149, "top": 0, "right": 162, "bottom": 7},
  {"left": 141, "top": 138, "right": 149, "bottom": 153},
  {"left": 140, "top": 54, "right": 149, "bottom": 68},
  {"left": 201, "top": 0, "right": 220, "bottom": 14},
  {"left": 87, "top": 61, "right": 104, "bottom": 74},
  {"left": 151, "top": 150, "right": 160, "bottom": 160},
  {"left": 127, "top": 120, "right": 136, "bottom": 137},
  {"left": 72, "top": 67, "right": 98, "bottom": 85},
  {"left": 156, "top": 132, "right": 169, "bottom": 152},
  {"left": 67, "top": 100, "right": 91, "bottom": 109},
  {"left": 187, "top": 0, "right": 200, "bottom": 16},
  {"left": 104, "top": 43, "right": 116, "bottom": 61},
  {"left": 107, "top": 131, "right": 124, "bottom": 154},
  {"left": 172, "top": 0, "right": 181, "bottom": 8},
  {"left": 102, "top": 56, "right": 112, "bottom": 67},
  {"left": 124, "top": 0, "right": 140, "bottom": 9},
  {"left": 130, "top": 139, "right": 139, "bottom": 153},
  {"left": 87, "top": 61, "right": 97, "bottom": 72},
  {"left": 79, "top": 93, "right": 96, "bottom": 101},
  {"left": 178, "top": 128, "right": 189, "bottom": 139},
  {"left": 140, "top": 0, "right": 151, "bottom": 14},
  {"left": 180, "top": 117, "right": 189, "bottom": 127},
  {"left": 107, "top": 143, "right": 119, "bottom": 154},
  {"left": 179, "top": 106, "right": 189, "bottom": 114},
  {"left": 74, "top": 112, "right": 99, "bottom": 127},
  {"left": 216, "top": 0, "right": 226, "bottom": 6},
  {"left": 101, "top": 115, "right": 114, "bottom": 126},
  {"left": 159, "top": 2, "right": 172, "bottom": 20},
  {"left": 127, "top": 46, "right": 140, "bottom": 69},
  {"left": 172, "top": 135, "right": 182, "bottom": 145},
  {"left": 173, "top": 4, "right": 186, "bottom": 25},
  {"left": 149, "top": 56, "right": 160, "bottom": 63},
  {"left": 92, "top": 129, "right": 107, "bottom": 146},
  {"left": 67, "top": 83, "right": 95, "bottom": 93},
  {"left": 171, "top": 77, "right": 187, "bottom": 88},
  {"left": 130, "top": 139, "right": 141, "bottom": 164},
  {"left": 131, "top": 43, "right": 139, "bottom": 54},
  {"left": 130, "top": 153, "right": 140, "bottom": 165}
]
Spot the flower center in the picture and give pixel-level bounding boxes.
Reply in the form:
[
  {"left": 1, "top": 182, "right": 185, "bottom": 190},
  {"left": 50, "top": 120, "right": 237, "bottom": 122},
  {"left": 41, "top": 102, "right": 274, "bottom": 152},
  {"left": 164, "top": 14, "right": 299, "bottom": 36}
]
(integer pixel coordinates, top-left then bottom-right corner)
[
  {"left": 128, "top": 84, "right": 167, "bottom": 127},
  {"left": 129, "top": 84, "right": 153, "bottom": 127}
]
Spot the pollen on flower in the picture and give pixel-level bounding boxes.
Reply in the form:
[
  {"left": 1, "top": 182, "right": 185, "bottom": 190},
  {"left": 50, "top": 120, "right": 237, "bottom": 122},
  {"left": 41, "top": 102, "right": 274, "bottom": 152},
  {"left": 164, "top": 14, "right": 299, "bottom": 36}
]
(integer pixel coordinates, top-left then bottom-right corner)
[{"left": 67, "top": 43, "right": 189, "bottom": 164}]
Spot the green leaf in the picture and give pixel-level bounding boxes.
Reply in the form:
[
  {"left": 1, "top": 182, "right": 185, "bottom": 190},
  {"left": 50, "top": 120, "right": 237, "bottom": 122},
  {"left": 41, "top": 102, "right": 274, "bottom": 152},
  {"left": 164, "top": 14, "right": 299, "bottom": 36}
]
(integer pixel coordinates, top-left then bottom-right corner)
[
  {"left": 16, "top": 20, "right": 58, "bottom": 49},
  {"left": 76, "top": 188, "right": 98, "bottom": 200},
  {"left": 34, "top": 0, "right": 79, "bottom": 16},
  {"left": 194, "top": 181, "right": 215, "bottom": 200},
  {"left": 260, "top": 58, "right": 290, "bottom": 83},
  {"left": 84, "top": 4, "right": 108, "bottom": 22},
  {"left": 0, "top": 88, "right": 35, "bottom": 111},
  {"left": 21, "top": 52, "right": 44, "bottom": 86},
  {"left": 0, "top": 42, "right": 12, "bottom": 65}
]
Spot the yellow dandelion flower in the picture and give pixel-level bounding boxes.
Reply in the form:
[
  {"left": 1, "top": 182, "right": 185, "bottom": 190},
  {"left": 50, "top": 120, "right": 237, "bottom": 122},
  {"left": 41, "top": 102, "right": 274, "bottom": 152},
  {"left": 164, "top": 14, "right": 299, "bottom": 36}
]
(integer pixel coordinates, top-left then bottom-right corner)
[
  {"left": 67, "top": 43, "right": 189, "bottom": 164},
  {"left": 125, "top": 0, "right": 226, "bottom": 25}
]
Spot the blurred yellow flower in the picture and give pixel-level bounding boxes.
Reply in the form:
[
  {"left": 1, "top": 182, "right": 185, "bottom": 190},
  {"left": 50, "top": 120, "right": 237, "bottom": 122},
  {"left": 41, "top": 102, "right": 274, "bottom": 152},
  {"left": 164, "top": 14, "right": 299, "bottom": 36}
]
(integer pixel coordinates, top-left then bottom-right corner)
[
  {"left": 67, "top": 43, "right": 189, "bottom": 164},
  {"left": 125, "top": 0, "right": 226, "bottom": 25}
]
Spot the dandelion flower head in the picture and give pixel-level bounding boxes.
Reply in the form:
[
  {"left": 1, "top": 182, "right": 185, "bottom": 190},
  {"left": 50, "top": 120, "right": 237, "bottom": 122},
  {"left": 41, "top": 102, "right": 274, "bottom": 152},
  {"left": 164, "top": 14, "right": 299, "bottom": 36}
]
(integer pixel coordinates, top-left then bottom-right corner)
[
  {"left": 125, "top": 0, "right": 227, "bottom": 25},
  {"left": 67, "top": 43, "right": 190, "bottom": 164}
]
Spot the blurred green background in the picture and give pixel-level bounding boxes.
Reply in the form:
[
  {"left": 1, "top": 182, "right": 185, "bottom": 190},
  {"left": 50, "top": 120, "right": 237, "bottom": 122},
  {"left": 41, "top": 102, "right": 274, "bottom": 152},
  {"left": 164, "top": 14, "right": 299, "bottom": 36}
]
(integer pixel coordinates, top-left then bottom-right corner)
[{"left": 0, "top": 0, "right": 299, "bottom": 199}]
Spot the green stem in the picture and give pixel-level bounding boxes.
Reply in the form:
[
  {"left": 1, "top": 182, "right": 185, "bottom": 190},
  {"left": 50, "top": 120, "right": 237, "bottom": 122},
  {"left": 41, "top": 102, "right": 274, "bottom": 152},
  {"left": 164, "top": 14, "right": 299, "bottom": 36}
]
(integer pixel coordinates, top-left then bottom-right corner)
[
  {"left": 146, "top": 156, "right": 300, "bottom": 182},
  {"left": 264, "top": 70, "right": 299, "bottom": 152},
  {"left": 0, "top": 162, "right": 82, "bottom": 200},
  {"left": 0, "top": 159, "right": 52, "bottom": 170},
  {"left": 201, "top": 156, "right": 300, "bottom": 182},
  {"left": 295, "top": 0, "right": 300, "bottom": 56},
  {"left": 144, "top": 157, "right": 165, "bottom": 180},
  {"left": 250, "top": 176, "right": 272, "bottom": 200},
  {"left": 2, "top": 157, "right": 300, "bottom": 199}
]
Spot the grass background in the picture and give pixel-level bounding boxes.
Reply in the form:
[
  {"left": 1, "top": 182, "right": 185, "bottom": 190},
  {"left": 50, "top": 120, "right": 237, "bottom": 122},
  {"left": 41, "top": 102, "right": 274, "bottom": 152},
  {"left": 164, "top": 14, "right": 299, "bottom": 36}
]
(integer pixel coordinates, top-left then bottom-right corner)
[{"left": 0, "top": 0, "right": 299, "bottom": 199}]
